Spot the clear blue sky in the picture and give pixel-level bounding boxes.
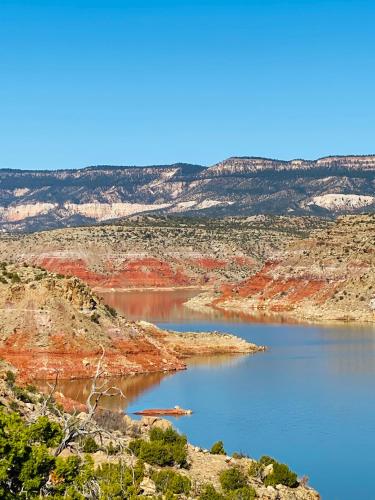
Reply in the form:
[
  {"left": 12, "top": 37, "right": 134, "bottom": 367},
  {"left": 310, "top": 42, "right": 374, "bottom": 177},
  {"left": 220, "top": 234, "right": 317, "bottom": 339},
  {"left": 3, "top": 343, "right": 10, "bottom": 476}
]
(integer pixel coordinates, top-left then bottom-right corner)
[{"left": 1, "top": 0, "right": 375, "bottom": 169}]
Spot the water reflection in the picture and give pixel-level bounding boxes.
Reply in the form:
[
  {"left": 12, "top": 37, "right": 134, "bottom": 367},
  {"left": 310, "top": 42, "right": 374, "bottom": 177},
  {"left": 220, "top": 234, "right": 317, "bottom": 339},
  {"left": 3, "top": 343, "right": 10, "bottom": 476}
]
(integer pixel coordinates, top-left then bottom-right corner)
[
  {"left": 36, "top": 354, "right": 248, "bottom": 412},
  {"left": 186, "top": 353, "right": 248, "bottom": 368},
  {"left": 317, "top": 325, "right": 375, "bottom": 376},
  {"left": 99, "top": 288, "right": 207, "bottom": 322},
  {"left": 36, "top": 371, "right": 172, "bottom": 412},
  {"left": 100, "top": 288, "right": 299, "bottom": 325}
]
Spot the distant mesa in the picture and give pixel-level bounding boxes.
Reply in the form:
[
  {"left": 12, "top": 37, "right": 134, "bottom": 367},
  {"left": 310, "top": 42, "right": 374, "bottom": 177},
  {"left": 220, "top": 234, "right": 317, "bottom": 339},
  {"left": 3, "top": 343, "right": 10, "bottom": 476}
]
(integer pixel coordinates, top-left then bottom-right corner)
[{"left": 0, "top": 154, "right": 375, "bottom": 232}]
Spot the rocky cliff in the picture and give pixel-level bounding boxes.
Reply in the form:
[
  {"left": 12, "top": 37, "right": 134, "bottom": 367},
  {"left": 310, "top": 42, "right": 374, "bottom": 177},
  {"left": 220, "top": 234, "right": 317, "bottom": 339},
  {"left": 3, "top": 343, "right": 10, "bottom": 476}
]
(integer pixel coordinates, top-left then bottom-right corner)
[
  {"left": 205, "top": 215, "right": 375, "bottom": 323},
  {"left": 1, "top": 155, "right": 375, "bottom": 231},
  {"left": 0, "top": 264, "right": 261, "bottom": 381}
]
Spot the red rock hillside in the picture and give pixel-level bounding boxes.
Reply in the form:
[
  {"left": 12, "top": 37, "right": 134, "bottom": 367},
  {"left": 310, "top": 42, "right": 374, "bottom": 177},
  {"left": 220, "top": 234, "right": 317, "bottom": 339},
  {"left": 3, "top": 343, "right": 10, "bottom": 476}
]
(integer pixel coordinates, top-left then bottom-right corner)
[
  {"left": 214, "top": 215, "right": 375, "bottom": 323},
  {"left": 0, "top": 263, "right": 187, "bottom": 381},
  {"left": 0, "top": 263, "right": 261, "bottom": 381},
  {"left": 0, "top": 216, "right": 328, "bottom": 289}
]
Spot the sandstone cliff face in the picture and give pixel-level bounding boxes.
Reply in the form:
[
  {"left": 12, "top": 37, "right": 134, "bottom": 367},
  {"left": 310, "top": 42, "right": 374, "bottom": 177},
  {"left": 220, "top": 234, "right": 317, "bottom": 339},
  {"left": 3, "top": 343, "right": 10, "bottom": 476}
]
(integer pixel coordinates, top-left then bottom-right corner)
[
  {"left": 1, "top": 155, "right": 375, "bottom": 232},
  {"left": 0, "top": 203, "right": 58, "bottom": 221},
  {"left": 212, "top": 215, "right": 375, "bottom": 323}
]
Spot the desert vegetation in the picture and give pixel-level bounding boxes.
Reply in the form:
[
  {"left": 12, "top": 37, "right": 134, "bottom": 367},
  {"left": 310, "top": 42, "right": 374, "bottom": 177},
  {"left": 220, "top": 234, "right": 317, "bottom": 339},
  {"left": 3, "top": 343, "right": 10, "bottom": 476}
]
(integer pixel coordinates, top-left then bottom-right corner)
[{"left": 0, "top": 360, "right": 319, "bottom": 499}]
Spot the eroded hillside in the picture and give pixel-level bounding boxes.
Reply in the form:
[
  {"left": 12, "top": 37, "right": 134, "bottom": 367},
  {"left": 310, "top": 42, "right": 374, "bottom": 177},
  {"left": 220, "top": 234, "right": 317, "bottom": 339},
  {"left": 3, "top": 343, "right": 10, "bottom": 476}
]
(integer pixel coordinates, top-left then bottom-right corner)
[
  {"left": 0, "top": 263, "right": 261, "bottom": 380},
  {"left": 0, "top": 216, "right": 329, "bottom": 289},
  {"left": 209, "top": 215, "right": 375, "bottom": 322}
]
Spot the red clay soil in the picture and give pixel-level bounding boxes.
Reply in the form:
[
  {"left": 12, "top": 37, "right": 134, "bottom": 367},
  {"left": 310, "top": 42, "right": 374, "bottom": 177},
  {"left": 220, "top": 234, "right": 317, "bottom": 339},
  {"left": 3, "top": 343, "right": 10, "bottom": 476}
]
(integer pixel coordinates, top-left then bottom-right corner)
[
  {"left": 215, "top": 261, "right": 328, "bottom": 312},
  {"left": 53, "top": 392, "right": 87, "bottom": 413},
  {"left": 102, "top": 259, "right": 191, "bottom": 288},
  {"left": 37, "top": 255, "right": 257, "bottom": 289},
  {"left": 38, "top": 257, "right": 202, "bottom": 288},
  {"left": 189, "top": 257, "right": 227, "bottom": 270},
  {"left": 39, "top": 258, "right": 105, "bottom": 286},
  {"left": 0, "top": 330, "right": 186, "bottom": 382}
]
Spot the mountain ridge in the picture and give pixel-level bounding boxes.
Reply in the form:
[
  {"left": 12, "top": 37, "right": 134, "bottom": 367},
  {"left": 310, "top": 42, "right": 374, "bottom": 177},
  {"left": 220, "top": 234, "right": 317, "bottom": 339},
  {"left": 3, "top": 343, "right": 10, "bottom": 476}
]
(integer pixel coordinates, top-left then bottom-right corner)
[{"left": 1, "top": 154, "right": 375, "bottom": 232}]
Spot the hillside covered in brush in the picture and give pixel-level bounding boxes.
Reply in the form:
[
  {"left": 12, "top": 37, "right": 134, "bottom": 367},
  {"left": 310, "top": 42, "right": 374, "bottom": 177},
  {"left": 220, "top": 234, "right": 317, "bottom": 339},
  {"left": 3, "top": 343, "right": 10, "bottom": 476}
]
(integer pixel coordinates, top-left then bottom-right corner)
[
  {"left": 0, "top": 216, "right": 330, "bottom": 289},
  {"left": 209, "top": 215, "right": 375, "bottom": 323}
]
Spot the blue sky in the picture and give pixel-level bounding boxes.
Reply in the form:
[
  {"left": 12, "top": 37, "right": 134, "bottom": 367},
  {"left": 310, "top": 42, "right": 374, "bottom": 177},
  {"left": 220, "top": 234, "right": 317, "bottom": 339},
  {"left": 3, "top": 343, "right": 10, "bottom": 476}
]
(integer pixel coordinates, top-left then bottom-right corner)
[{"left": 1, "top": 0, "right": 375, "bottom": 169}]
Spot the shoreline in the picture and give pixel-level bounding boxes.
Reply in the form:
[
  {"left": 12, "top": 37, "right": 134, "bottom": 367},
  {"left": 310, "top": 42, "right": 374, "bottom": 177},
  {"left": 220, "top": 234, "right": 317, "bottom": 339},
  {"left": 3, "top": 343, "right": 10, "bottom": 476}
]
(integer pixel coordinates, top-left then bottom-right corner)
[
  {"left": 3, "top": 372, "right": 320, "bottom": 500},
  {"left": 95, "top": 285, "right": 211, "bottom": 293},
  {"left": 93, "top": 284, "right": 375, "bottom": 326},
  {"left": 184, "top": 290, "right": 375, "bottom": 327},
  {"left": 22, "top": 322, "right": 265, "bottom": 383}
]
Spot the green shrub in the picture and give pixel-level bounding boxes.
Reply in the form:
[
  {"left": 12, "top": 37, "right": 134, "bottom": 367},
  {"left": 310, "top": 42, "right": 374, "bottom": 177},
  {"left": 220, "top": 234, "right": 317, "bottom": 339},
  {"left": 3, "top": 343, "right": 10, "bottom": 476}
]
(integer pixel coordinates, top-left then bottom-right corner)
[
  {"left": 90, "top": 312, "right": 100, "bottom": 324},
  {"left": 71, "top": 454, "right": 96, "bottom": 485},
  {"left": 149, "top": 426, "right": 187, "bottom": 447},
  {"left": 5, "top": 370, "right": 15, "bottom": 387},
  {"left": 210, "top": 440, "right": 226, "bottom": 455},
  {"left": 28, "top": 416, "right": 63, "bottom": 447},
  {"left": 0, "top": 409, "right": 57, "bottom": 496},
  {"left": 53, "top": 455, "right": 82, "bottom": 492},
  {"left": 105, "top": 304, "right": 117, "bottom": 317},
  {"left": 172, "top": 440, "right": 189, "bottom": 465},
  {"left": 18, "top": 443, "right": 55, "bottom": 492},
  {"left": 26, "top": 384, "right": 37, "bottom": 393},
  {"left": 264, "top": 462, "right": 299, "bottom": 488},
  {"left": 11, "top": 273, "right": 21, "bottom": 283},
  {"left": 199, "top": 484, "right": 226, "bottom": 500},
  {"left": 128, "top": 438, "right": 143, "bottom": 456},
  {"left": 219, "top": 468, "right": 247, "bottom": 492},
  {"left": 129, "top": 427, "right": 188, "bottom": 467},
  {"left": 258, "top": 455, "right": 298, "bottom": 488},
  {"left": 134, "top": 439, "right": 174, "bottom": 467},
  {"left": 106, "top": 441, "right": 120, "bottom": 455},
  {"left": 13, "top": 385, "right": 35, "bottom": 403},
  {"left": 152, "top": 469, "right": 191, "bottom": 495},
  {"left": 226, "top": 486, "right": 257, "bottom": 500},
  {"left": 94, "top": 460, "right": 144, "bottom": 498},
  {"left": 81, "top": 436, "right": 99, "bottom": 453},
  {"left": 259, "top": 455, "right": 275, "bottom": 466},
  {"left": 248, "top": 461, "right": 262, "bottom": 479},
  {"left": 9, "top": 400, "right": 18, "bottom": 411}
]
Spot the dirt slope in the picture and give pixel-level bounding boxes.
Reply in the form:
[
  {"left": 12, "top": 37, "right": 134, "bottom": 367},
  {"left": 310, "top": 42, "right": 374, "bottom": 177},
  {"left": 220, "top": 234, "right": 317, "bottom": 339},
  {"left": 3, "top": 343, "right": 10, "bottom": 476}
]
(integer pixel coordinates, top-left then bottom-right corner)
[
  {"left": 0, "top": 264, "right": 261, "bottom": 381},
  {"left": 207, "top": 215, "right": 375, "bottom": 323}
]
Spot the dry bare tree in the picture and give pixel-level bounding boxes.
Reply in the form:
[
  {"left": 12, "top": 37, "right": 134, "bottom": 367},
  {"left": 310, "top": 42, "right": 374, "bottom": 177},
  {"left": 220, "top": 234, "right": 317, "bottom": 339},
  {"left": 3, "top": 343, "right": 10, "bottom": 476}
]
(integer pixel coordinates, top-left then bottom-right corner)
[{"left": 37, "top": 346, "right": 126, "bottom": 457}]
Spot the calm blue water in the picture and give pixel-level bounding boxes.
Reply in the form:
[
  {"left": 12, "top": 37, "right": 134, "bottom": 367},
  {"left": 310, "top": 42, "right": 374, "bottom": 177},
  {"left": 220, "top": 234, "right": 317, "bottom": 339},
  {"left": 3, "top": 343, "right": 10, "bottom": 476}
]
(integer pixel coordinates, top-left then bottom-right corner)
[{"left": 107, "top": 290, "right": 375, "bottom": 500}]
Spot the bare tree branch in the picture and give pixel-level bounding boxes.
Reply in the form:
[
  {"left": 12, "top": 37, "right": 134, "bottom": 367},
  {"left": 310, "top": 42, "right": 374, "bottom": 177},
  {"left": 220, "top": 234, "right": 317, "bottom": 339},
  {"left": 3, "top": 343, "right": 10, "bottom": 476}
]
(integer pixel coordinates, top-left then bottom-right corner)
[{"left": 51, "top": 346, "right": 126, "bottom": 457}]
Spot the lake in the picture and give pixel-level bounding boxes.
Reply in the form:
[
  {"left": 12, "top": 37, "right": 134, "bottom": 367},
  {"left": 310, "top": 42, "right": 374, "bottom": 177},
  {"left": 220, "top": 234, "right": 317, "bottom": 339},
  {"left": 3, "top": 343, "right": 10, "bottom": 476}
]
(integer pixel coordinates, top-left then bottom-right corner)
[{"left": 60, "top": 289, "right": 375, "bottom": 499}]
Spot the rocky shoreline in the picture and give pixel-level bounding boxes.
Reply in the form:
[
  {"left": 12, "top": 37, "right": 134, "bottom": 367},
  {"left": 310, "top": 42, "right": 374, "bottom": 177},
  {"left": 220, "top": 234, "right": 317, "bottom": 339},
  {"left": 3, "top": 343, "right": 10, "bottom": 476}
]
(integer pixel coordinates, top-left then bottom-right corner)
[
  {"left": 0, "top": 263, "right": 264, "bottom": 382},
  {"left": 143, "top": 321, "right": 265, "bottom": 357},
  {"left": 184, "top": 289, "right": 375, "bottom": 325}
]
